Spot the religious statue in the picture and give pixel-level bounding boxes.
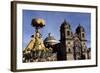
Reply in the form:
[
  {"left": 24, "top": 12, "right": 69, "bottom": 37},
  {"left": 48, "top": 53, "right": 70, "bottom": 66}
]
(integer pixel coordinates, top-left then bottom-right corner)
[{"left": 23, "top": 18, "right": 49, "bottom": 62}]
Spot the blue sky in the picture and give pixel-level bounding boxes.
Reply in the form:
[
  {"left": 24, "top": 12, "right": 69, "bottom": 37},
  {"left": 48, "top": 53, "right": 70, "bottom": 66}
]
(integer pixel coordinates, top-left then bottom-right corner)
[{"left": 22, "top": 10, "right": 91, "bottom": 49}]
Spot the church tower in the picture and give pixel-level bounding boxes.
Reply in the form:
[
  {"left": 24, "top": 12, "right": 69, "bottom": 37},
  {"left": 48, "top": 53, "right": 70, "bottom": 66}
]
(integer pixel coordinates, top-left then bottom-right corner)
[
  {"left": 75, "top": 24, "right": 87, "bottom": 59},
  {"left": 60, "top": 20, "right": 74, "bottom": 60}
]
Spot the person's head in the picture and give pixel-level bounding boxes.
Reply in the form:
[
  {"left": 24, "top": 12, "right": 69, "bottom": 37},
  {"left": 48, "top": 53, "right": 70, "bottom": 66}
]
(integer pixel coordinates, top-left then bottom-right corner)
[{"left": 36, "top": 32, "right": 41, "bottom": 38}]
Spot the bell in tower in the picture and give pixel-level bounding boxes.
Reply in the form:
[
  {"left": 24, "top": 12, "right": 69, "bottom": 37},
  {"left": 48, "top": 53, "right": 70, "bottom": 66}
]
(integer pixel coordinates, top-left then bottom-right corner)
[
  {"left": 60, "top": 20, "right": 74, "bottom": 60},
  {"left": 75, "top": 24, "right": 87, "bottom": 59},
  {"left": 75, "top": 24, "right": 86, "bottom": 41},
  {"left": 60, "top": 20, "right": 72, "bottom": 42}
]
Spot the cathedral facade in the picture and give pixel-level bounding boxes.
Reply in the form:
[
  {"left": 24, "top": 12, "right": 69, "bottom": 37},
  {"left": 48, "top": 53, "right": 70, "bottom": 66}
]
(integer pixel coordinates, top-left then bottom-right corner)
[
  {"left": 44, "top": 20, "right": 91, "bottom": 60},
  {"left": 59, "top": 20, "right": 90, "bottom": 60}
]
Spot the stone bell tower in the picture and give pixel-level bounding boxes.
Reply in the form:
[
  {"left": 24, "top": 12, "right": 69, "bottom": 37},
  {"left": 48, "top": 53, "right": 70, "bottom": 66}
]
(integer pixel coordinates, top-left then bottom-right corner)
[
  {"left": 75, "top": 24, "right": 87, "bottom": 59},
  {"left": 60, "top": 20, "right": 74, "bottom": 60}
]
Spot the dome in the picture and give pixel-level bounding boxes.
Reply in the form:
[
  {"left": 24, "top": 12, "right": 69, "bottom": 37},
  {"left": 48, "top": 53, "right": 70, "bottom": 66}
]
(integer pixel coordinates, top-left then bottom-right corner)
[
  {"left": 44, "top": 33, "right": 58, "bottom": 45},
  {"left": 60, "top": 20, "right": 71, "bottom": 29},
  {"left": 76, "top": 24, "right": 85, "bottom": 34},
  {"left": 76, "top": 24, "right": 85, "bottom": 32}
]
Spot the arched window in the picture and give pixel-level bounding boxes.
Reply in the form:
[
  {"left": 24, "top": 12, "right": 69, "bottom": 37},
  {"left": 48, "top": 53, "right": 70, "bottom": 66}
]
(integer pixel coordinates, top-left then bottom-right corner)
[
  {"left": 67, "top": 31, "right": 70, "bottom": 36},
  {"left": 68, "top": 48, "right": 71, "bottom": 53},
  {"left": 68, "top": 42, "right": 70, "bottom": 44},
  {"left": 82, "top": 33, "right": 85, "bottom": 38}
]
